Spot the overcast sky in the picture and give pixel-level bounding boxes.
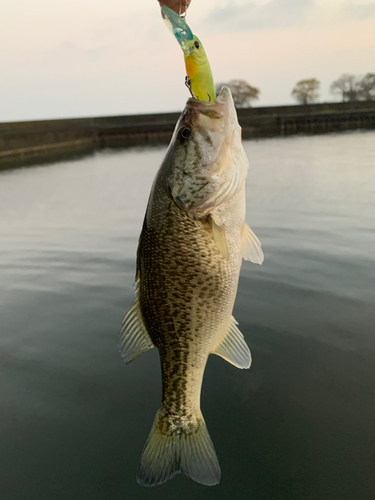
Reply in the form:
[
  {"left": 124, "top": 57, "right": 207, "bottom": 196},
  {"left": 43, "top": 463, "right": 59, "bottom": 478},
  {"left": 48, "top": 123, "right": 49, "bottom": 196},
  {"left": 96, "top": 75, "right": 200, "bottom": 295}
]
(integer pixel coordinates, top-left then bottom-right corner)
[{"left": 1, "top": 0, "right": 375, "bottom": 122}]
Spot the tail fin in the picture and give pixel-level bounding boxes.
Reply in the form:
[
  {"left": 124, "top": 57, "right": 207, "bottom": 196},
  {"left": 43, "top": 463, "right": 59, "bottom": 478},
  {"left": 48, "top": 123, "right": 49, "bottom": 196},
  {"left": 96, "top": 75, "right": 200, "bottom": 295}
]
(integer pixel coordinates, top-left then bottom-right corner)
[{"left": 137, "top": 410, "right": 221, "bottom": 487}]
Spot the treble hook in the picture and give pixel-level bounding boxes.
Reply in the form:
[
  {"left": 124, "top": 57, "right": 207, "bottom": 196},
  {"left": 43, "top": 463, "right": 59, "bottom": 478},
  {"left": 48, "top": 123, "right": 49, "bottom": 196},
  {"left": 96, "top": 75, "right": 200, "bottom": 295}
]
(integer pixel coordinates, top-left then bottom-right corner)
[{"left": 185, "top": 76, "right": 196, "bottom": 98}]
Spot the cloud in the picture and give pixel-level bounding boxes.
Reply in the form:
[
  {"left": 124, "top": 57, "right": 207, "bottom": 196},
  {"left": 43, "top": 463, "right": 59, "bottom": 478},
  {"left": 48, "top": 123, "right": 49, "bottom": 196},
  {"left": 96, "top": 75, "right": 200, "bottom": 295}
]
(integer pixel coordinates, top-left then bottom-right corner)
[
  {"left": 341, "top": 2, "right": 375, "bottom": 20},
  {"left": 206, "top": 0, "right": 375, "bottom": 32},
  {"left": 206, "top": 0, "right": 315, "bottom": 31}
]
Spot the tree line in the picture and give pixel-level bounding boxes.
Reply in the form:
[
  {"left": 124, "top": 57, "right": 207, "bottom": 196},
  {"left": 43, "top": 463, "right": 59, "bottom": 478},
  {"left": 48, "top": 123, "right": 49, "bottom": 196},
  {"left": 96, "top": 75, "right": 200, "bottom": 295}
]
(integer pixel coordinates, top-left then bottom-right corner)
[
  {"left": 216, "top": 74, "right": 375, "bottom": 107},
  {"left": 292, "top": 74, "right": 375, "bottom": 104}
]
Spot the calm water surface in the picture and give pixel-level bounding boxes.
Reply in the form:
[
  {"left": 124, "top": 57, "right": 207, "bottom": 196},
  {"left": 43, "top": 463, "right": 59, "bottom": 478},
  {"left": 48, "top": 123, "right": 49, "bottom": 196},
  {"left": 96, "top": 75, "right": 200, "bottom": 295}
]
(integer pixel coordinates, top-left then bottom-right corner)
[{"left": 1, "top": 131, "right": 375, "bottom": 500}]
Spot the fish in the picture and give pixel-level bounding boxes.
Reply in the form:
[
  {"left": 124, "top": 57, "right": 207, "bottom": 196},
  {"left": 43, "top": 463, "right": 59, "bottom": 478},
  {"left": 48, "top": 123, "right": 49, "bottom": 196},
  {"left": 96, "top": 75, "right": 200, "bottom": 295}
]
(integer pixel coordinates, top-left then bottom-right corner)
[
  {"left": 161, "top": 6, "right": 216, "bottom": 102},
  {"left": 119, "top": 86, "right": 264, "bottom": 487}
]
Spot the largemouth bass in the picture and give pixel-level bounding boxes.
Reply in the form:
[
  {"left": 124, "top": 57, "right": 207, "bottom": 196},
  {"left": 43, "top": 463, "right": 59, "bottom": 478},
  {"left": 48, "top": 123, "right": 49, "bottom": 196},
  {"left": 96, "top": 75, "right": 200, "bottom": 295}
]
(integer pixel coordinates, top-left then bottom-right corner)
[{"left": 120, "top": 87, "right": 264, "bottom": 487}]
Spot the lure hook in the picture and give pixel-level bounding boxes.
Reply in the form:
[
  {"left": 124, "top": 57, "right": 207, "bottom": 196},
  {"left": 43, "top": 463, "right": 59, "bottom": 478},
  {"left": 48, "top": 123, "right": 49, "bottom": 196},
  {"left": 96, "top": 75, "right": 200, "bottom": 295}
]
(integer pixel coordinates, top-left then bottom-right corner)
[{"left": 185, "top": 76, "right": 195, "bottom": 98}]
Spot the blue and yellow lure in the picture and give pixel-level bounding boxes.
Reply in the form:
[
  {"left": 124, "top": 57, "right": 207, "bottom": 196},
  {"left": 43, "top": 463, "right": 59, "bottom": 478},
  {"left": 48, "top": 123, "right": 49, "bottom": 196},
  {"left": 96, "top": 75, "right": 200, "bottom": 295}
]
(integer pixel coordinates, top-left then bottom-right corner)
[{"left": 161, "top": 6, "right": 216, "bottom": 103}]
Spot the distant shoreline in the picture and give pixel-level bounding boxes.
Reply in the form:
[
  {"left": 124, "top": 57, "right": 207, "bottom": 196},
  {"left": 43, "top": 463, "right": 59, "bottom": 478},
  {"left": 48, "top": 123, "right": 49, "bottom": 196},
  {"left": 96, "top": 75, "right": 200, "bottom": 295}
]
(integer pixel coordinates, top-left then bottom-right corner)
[{"left": 1, "top": 101, "right": 375, "bottom": 168}]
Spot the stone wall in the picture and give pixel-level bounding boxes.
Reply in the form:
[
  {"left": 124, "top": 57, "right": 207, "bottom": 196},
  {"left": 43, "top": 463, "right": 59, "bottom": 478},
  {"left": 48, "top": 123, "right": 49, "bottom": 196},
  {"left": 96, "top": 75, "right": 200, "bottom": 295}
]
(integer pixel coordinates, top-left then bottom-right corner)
[{"left": 1, "top": 101, "right": 375, "bottom": 163}]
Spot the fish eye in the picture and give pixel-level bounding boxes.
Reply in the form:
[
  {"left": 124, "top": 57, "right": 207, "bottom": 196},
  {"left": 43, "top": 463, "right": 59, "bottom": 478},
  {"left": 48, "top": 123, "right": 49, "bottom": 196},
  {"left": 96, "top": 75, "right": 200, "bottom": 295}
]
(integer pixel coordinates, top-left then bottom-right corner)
[
  {"left": 178, "top": 126, "right": 191, "bottom": 144},
  {"left": 194, "top": 40, "right": 200, "bottom": 49}
]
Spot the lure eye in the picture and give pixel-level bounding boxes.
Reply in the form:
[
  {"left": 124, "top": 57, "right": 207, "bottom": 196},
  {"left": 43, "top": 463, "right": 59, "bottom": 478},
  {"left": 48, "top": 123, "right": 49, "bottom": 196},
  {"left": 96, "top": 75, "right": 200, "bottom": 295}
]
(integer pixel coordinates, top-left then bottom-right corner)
[
  {"left": 178, "top": 126, "right": 191, "bottom": 144},
  {"left": 194, "top": 40, "right": 200, "bottom": 49}
]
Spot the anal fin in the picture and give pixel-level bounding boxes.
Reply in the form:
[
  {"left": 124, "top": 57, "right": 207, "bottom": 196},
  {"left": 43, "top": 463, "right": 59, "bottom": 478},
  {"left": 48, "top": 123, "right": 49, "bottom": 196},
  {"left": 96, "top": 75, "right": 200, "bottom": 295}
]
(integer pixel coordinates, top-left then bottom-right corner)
[
  {"left": 119, "top": 296, "right": 154, "bottom": 364},
  {"left": 211, "top": 316, "right": 251, "bottom": 369},
  {"left": 240, "top": 222, "right": 264, "bottom": 265}
]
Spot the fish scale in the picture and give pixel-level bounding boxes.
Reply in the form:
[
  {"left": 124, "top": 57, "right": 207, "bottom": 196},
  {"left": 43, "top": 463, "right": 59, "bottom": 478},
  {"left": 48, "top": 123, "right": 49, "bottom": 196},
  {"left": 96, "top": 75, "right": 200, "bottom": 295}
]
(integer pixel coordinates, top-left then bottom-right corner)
[{"left": 139, "top": 197, "right": 236, "bottom": 424}]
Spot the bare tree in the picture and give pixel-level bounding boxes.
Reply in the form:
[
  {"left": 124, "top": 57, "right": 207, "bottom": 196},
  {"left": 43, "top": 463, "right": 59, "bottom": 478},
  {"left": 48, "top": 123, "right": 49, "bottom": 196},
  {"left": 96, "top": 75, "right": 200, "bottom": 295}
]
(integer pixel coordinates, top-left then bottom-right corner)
[
  {"left": 291, "top": 78, "right": 320, "bottom": 105},
  {"left": 215, "top": 79, "right": 260, "bottom": 108},
  {"left": 358, "top": 73, "right": 375, "bottom": 101},
  {"left": 330, "top": 74, "right": 361, "bottom": 102}
]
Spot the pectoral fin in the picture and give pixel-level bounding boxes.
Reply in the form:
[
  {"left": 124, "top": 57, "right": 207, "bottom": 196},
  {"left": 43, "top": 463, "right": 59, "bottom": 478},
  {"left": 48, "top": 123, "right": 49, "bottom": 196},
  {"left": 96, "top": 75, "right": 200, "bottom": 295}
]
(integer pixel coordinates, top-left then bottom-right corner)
[
  {"left": 119, "top": 296, "right": 154, "bottom": 364},
  {"left": 211, "top": 216, "right": 229, "bottom": 259},
  {"left": 240, "top": 222, "right": 264, "bottom": 265},
  {"left": 211, "top": 316, "right": 251, "bottom": 369}
]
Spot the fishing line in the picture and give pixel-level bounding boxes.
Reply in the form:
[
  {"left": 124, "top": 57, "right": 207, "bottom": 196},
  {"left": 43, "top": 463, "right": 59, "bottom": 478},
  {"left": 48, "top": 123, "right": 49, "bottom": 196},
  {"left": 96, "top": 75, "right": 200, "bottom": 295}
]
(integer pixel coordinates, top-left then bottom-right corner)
[{"left": 179, "top": 0, "right": 188, "bottom": 19}]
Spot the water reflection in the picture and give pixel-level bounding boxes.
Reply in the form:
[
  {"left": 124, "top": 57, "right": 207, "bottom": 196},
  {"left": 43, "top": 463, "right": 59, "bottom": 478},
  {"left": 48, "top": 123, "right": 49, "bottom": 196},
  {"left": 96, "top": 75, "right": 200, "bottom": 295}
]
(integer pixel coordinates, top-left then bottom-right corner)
[{"left": 0, "top": 131, "right": 374, "bottom": 500}]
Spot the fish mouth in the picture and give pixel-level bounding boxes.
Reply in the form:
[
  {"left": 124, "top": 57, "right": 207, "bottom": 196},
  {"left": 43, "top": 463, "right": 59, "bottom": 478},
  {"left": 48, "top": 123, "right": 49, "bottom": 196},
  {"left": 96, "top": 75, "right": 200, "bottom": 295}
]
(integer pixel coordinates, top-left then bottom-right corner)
[{"left": 183, "top": 87, "right": 234, "bottom": 134}]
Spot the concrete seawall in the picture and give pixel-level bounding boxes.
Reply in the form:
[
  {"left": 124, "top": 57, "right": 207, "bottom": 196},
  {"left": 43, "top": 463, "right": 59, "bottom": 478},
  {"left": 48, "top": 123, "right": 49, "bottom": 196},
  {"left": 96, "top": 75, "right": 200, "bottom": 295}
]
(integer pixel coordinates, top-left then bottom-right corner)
[{"left": 1, "top": 101, "right": 375, "bottom": 166}]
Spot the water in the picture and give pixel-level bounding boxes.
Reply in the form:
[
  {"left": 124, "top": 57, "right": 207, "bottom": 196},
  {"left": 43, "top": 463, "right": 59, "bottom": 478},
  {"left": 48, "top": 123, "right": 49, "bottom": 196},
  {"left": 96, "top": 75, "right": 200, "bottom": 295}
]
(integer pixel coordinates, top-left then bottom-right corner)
[{"left": 1, "top": 131, "right": 374, "bottom": 500}]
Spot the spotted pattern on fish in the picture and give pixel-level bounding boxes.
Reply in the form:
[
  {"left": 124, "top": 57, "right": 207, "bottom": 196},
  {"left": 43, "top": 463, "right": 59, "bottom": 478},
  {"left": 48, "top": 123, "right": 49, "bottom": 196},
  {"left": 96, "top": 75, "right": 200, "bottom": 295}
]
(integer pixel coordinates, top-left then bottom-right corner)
[
  {"left": 138, "top": 186, "right": 241, "bottom": 435},
  {"left": 171, "top": 137, "right": 224, "bottom": 212},
  {"left": 123, "top": 88, "right": 260, "bottom": 487}
]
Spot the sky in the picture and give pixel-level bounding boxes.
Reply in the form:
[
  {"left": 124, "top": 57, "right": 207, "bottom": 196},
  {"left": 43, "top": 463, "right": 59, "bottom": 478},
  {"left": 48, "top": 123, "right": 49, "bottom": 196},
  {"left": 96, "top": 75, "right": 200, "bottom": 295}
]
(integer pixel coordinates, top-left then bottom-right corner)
[{"left": 1, "top": 0, "right": 375, "bottom": 122}]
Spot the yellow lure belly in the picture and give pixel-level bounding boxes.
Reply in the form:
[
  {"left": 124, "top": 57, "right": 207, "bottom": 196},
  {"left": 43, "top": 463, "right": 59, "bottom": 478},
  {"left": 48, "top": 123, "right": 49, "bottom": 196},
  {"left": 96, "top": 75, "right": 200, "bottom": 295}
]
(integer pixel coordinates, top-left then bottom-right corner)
[{"left": 184, "top": 36, "right": 216, "bottom": 102}]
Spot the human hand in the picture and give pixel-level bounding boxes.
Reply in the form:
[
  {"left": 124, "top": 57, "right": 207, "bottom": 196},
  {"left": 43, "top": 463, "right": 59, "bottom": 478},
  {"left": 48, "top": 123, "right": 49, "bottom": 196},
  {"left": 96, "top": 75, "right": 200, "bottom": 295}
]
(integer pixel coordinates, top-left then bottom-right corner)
[{"left": 157, "top": 0, "right": 191, "bottom": 15}]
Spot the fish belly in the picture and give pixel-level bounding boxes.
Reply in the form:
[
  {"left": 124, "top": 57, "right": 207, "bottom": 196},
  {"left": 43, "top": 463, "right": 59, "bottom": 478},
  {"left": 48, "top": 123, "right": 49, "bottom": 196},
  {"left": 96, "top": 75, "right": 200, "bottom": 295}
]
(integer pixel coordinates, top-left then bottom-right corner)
[{"left": 140, "top": 198, "right": 239, "bottom": 415}]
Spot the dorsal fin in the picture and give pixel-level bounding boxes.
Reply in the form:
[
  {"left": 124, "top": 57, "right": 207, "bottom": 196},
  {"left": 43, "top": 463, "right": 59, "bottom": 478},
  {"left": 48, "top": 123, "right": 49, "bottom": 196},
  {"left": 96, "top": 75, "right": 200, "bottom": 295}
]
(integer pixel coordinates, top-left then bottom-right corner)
[
  {"left": 240, "top": 222, "right": 264, "bottom": 264},
  {"left": 211, "top": 316, "right": 251, "bottom": 369},
  {"left": 119, "top": 296, "right": 154, "bottom": 364}
]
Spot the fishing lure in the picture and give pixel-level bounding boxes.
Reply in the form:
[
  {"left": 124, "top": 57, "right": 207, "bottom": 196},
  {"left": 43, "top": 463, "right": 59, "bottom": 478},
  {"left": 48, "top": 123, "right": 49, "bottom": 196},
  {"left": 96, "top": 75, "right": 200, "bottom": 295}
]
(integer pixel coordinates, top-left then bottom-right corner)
[{"left": 161, "top": 6, "right": 216, "bottom": 103}]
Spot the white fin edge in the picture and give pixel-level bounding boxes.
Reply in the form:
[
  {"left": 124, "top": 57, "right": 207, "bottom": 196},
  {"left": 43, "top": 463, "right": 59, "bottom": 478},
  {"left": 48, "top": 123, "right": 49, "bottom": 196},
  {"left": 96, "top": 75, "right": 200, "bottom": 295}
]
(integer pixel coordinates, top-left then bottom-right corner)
[
  {"left": 240, "top": 222, "right": 264, "bottom": 265},
  {"left": 137, "top": 410, "right": 220, "bottom": 487},
  {"left": 211, "top": 216, "right": 229, "bottom": 259},
  {"left": 119, "top": 296, "right": 154, "bottom": 364},
  {"left": 211, "top": 316, "right": 251, "bottom": 369}
]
